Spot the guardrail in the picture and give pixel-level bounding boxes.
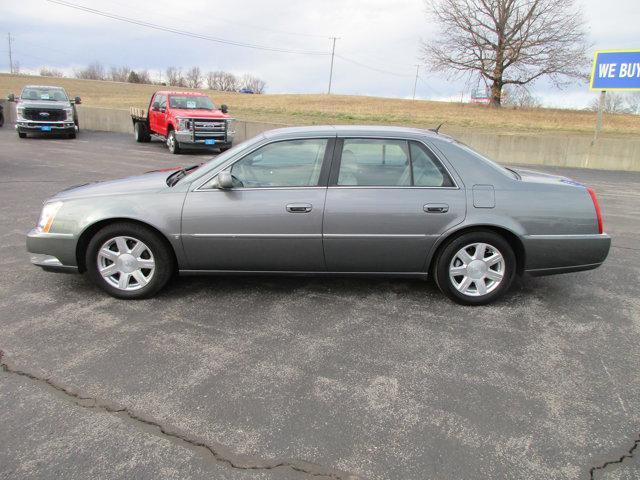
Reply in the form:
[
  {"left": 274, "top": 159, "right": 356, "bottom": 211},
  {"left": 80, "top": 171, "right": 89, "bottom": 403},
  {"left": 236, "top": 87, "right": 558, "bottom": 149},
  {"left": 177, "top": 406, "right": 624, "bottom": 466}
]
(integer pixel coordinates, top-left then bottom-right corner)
[{"left": 2, "top": 101, "right": 638, "bottom": 171}]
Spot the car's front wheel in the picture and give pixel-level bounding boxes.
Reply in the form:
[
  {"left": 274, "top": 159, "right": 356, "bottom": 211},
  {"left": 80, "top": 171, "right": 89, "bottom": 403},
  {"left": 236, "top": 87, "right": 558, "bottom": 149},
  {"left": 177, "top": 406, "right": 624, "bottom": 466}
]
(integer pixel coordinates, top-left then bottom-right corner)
[
  {"left": 166, "top": 130, "right": 180, "bottom": 154},
  {"left": 85, "top": 222, "right": 174, "bottom": 299},
  {"left": 434, "top": 231, "right": 516, "bottom": 306},
  {"left": 18, "top": 132, "right": 27, "bottom": 138}
]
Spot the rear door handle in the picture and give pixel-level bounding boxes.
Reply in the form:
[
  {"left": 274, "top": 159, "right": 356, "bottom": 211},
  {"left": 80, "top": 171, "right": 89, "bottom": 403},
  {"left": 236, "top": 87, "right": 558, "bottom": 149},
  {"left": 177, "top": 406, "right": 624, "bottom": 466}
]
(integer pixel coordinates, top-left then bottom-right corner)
[
  {"left": 424, "top": 203, "right": 449, "bottom": 213},
  {"left": 286, "top": 203, "right": 312, "bottom": 213}
]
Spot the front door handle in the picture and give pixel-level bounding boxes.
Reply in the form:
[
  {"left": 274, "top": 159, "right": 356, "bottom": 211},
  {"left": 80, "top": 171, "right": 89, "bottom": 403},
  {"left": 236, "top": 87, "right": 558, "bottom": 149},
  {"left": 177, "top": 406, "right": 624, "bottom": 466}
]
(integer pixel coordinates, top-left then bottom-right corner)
[
  {"left": 424, "top": 203, "right": 449, "bottom": 213},
  {"left": 286, "top": 203, "right": 312, "bottom": 213}
]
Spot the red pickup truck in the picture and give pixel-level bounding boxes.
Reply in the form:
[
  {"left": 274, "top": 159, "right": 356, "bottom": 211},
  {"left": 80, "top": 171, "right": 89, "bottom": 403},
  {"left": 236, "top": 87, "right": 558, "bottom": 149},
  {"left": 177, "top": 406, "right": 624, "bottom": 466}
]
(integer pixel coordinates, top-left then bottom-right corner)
[{"left": 130, "top": 91, "right": 235, "bottom": 154}]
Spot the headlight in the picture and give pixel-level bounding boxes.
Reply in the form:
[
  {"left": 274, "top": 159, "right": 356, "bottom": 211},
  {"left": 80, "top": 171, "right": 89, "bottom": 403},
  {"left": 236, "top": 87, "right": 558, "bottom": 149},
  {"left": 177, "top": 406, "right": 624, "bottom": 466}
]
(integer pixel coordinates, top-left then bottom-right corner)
[
  {"left": 65, "top": 107, "right": 73, "bottom": 118},
  {"left": 226, "top": 118, "right": 236, "bottom": 134},
  {"left": 36, "top": 201, "right": 63, "bottom": 233},
  {"left": 16, "top": 106, "right": 24, "bottom": 120},
  {"left": 176, "top": 117, "right": 191, "bottom": 131}
]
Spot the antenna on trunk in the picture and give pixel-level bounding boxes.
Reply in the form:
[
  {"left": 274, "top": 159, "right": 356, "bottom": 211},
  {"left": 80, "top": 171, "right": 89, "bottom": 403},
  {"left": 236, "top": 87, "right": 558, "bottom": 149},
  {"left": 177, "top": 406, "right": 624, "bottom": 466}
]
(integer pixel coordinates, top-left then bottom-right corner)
[{"left": 430, "top": 123, "right": 444, "bottom": 134}]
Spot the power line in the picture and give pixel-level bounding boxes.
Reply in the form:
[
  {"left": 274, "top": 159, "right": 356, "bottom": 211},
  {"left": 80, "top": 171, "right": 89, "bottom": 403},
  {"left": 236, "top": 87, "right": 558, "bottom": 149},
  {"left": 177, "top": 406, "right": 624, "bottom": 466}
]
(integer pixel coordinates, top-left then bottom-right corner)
[
  {"left": 335, "top": 53, "right": 414, "bottom": 78},
  {"left": 44, "top": 0, "right": 330, "bottom": 56}
]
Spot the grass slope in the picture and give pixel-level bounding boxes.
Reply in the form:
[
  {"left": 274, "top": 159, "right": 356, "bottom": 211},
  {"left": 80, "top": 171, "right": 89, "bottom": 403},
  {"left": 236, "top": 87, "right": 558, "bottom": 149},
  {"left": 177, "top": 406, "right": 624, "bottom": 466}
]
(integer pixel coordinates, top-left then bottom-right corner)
[{"left": 1, "top": 73, "right": 638, "bottom": 137}]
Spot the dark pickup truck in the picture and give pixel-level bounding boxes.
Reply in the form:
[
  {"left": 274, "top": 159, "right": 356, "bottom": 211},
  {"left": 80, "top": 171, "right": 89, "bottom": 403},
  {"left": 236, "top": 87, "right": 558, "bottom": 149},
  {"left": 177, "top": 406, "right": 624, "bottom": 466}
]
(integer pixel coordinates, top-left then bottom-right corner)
[
  {"left": 8, "top": 85, "right": 81, "bottom": 138},
  {"left": 130, "top": 91, "right": 235, "bottom": 154}
]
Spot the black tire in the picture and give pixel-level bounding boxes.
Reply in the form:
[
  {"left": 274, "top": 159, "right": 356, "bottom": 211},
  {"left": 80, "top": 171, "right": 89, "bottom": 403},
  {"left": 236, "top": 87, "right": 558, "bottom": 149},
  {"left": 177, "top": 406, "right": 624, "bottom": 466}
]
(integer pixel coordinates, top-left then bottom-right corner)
[
  {"left": 433, "top": 230, "right": 516, "bottom": 306},
  {"left": 68, "top": 132, "right": 76, "bottom": 139},
  {"left": 85, "top": 222, "right": 175, "bottom": 299},
  {"left": 134, "top": 122, "right": 151, "bottom": 143},
  {"left": 18, "top": 132, "right": 27, "bottom": 138},
  {"left": 167, "top": 129, "right": 180, "bottom": 154},
  {"left": 0, "top": 114, "right": 4, "bottom": 128}
]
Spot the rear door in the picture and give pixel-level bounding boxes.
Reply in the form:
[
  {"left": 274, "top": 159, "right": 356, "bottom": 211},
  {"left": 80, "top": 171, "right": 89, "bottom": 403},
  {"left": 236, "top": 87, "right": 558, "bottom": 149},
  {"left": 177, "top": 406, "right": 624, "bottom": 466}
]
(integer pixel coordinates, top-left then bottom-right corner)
[
  {"left": 181, "top": 137, "right": 335, "bottom": 271},
  {"left": 322, "top": 137, "right": 466, "bottom": 272}
]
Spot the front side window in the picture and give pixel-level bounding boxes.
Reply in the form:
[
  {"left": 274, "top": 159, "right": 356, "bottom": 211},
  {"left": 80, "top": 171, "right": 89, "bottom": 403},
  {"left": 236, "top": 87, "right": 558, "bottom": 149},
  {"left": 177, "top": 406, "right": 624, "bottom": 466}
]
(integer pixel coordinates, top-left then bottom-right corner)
[
  {"left": 229, "top": 139, "right": 328, "bottom": 188},
  {"left": 336, "top": 138, "right": 454, "bottom": 187},
  {"left": 169, "top": 95, "right": 214, "bottom": 110}
]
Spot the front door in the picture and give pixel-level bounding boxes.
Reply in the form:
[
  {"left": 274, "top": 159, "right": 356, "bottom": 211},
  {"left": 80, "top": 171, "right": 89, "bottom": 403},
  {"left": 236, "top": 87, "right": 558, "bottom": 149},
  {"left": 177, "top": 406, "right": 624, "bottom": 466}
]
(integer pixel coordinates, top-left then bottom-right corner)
[
  {"left": 181, "top": 137, "right": 334, "bottom": 271},
  {"left": 323, "top": 138, "right": 466, "bottom": 272}
]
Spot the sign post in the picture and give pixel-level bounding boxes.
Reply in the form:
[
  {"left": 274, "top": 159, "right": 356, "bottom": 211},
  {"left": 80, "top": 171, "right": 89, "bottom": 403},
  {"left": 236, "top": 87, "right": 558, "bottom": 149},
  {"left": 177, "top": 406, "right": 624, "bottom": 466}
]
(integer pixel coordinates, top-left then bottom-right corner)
[{"left": 590, "top": 49, "right": 640, "bottom": 142}]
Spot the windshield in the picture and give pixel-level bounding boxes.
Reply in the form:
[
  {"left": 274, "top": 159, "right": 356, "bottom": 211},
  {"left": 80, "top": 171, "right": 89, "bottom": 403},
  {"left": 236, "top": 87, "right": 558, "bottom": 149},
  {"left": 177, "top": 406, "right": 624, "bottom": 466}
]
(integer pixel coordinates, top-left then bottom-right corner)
[
  {"left": 21, "top": 87, "right": 68, "bottom": 102},
  {"left": 169, "top": 95, "right": 215, "bottom": 110}
]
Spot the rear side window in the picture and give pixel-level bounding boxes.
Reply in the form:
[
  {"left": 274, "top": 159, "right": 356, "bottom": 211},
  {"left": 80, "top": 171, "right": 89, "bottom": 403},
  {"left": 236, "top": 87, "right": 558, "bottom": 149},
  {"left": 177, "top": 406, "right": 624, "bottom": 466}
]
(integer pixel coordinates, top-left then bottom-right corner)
[{"left": 336, "top": 138, "right": 454, "bottom": 187}]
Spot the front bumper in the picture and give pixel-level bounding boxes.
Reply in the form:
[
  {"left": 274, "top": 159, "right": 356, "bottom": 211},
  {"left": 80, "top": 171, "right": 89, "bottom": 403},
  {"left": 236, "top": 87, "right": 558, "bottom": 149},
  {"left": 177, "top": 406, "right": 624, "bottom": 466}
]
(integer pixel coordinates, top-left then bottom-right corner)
[
  {"left": 17, "top": 121, "right": 76, "bottom": 133},
  {"left": 26, "top": 229, "right": 79, "bottom": 272},
  {"left": 522, "top": 233, "right": 611, "bottom": 276},
  {"left": 174, "top": 130, "right": 233, "bottom": 147}
]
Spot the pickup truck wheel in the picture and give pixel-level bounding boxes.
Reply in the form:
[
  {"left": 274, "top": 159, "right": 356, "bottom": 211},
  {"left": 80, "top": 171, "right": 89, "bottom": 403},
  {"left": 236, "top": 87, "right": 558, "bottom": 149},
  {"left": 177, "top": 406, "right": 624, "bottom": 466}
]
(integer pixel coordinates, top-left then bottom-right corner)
[
  {"left": 68, "top": 132, "right": 76, "bottom": 139},
  {"left": 167, "top": 130, "right": 180, "bottom": 154},
  {"left": 18, "top": 132, "right": 27, "bottom": 139},
  {"left": 85, "top": 222, "right": 174, "bottom": 299},
  {"left": 134, "top": 122, "right": 151, "bottom": 143}
]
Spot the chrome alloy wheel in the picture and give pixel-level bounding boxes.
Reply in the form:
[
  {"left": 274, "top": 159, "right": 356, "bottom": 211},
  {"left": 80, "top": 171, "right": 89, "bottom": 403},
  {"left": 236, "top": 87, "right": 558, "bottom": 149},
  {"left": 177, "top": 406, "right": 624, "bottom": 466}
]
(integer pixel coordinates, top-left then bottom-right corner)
[
  {"left": 448, "top": 242, "right": 505, "bottom": 297},
  {"left": 97, "top": 236, "right": 155, "bottom": 291},
  {"left": 167, "top": 132, "right": 176, "bottom": 151}
]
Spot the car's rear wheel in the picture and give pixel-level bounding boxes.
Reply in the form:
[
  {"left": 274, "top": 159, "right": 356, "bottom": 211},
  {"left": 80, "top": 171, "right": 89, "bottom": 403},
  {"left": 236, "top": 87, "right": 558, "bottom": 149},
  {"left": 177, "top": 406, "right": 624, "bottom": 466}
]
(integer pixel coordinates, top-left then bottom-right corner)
[
  {"left": 167, "top": 130, "right": 180, "bottom": 154},
  {"left": 134, "top": 122, "right": 151, "bottom": 143},
  {"left": 434, "top": 231, "right": 516, "bottom": 306},
  {"left": 85, "top": 222, "right": 174, "bottom": 299}
]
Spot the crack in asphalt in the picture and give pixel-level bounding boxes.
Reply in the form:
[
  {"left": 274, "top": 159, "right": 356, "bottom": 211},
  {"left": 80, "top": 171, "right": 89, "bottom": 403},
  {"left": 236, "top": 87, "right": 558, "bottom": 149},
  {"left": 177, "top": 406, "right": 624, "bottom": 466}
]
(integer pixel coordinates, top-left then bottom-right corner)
[
  {"left": 0, "top": 351, "right": 360, "bottom": 480},
  {"left": 589, "top": 434, "right": 640, "bottom": 479}
]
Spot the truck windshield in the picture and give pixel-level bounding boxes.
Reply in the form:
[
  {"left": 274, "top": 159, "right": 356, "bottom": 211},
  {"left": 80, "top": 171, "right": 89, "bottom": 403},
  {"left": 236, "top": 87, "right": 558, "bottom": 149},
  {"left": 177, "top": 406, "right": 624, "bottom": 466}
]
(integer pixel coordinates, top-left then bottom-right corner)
[
  {"left": 169, "top": 95, "right": 215, "bottom": 110},
  {"left": 21, "top": 87, "right": 68, "bottom": 101}
]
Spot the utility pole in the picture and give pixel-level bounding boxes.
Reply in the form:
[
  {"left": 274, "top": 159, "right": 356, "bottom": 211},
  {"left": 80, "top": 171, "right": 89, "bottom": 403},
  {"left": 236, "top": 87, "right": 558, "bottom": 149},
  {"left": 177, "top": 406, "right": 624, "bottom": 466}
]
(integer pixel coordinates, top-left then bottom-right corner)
[
  {"left": 7, "top": 33, "right": 14, "bottom": 74},
  {"left": 412, "top": 64, "right": 420, "bottom": 100},
  {"left": 327, "top": 36, "right": 339, "bottom": 94},
  {"left": 593, "top": 90, "right": 606, "bottom": 144}
]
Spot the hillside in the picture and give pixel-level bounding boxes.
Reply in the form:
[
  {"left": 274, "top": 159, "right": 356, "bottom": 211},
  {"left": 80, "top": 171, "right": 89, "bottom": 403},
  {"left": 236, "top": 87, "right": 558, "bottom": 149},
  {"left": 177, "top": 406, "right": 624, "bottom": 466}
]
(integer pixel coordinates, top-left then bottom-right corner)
[{"left": 1, "top": 73, "right": 638, "bottom": 137}]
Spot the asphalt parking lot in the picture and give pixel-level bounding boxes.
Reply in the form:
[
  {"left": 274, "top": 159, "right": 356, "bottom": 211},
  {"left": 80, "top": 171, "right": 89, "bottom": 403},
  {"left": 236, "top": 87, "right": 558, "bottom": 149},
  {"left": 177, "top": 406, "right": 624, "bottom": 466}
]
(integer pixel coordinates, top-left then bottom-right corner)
[{"left": 0, "top": 127, "right": 639, "bottom": 480}]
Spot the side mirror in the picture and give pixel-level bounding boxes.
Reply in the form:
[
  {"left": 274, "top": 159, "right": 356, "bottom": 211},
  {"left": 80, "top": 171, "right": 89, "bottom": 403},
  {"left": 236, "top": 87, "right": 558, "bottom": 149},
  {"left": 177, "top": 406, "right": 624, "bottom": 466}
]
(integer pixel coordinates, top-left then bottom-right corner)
[
  {"left": 220, "top": 104, "right": 228, "bottom": 114},
  {"left": 74, "top": 96, "right": 82, "bottom": 105},
  {"left": 216, "top": 171, "right": 233, "bottom": 189},
  {"left": 7, "top": 93, "right": 15, "bottom": 102},
  {"left": 152, "top": 101, "right": 160, "bottom": 111}
]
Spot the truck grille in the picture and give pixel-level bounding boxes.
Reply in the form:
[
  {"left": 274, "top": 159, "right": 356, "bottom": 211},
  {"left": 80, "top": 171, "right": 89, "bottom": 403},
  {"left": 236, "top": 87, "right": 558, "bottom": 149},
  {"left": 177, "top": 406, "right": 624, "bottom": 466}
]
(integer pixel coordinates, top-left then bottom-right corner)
[
  {"left": 192, "top": 119, "right": 227, "bottom": 141},
  {"left": 23, "top": 108, "right": 67, "bottom": 122}
]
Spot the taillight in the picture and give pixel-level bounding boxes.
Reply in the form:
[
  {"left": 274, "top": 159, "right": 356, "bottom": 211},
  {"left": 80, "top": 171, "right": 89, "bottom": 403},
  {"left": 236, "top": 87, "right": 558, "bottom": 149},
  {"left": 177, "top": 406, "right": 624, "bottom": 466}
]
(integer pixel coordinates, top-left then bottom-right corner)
[{"left": 587, "top": 187, "right": 603, "bottom": 234}]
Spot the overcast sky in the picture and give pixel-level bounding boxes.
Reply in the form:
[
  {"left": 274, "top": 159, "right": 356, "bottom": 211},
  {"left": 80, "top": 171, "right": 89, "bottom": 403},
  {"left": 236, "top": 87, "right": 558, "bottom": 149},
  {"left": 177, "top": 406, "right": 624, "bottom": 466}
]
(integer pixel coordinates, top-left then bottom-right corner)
[{"left": 2, "top": 0, "right": 639, "bottom": 108}]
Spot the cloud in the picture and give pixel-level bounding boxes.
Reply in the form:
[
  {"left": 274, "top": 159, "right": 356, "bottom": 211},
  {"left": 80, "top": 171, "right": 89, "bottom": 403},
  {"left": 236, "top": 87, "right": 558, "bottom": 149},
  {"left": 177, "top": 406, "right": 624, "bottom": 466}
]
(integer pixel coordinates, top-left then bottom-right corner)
[{"left": 3, "top": 0, "right": 639, "bottom": 108}]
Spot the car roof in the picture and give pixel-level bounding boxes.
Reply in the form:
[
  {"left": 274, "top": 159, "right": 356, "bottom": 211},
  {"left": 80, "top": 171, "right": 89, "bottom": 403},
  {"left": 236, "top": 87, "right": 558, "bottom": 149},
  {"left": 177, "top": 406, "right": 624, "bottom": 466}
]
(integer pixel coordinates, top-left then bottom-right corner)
[
  {"left": 263, "top": 125, "right": 449, "bottom": 141},
  {"left": 22, "top": 85, "right": 66, "bottom": 90},
  {"left": 155, "top": 91, "right": 209, "bottom": 96}
]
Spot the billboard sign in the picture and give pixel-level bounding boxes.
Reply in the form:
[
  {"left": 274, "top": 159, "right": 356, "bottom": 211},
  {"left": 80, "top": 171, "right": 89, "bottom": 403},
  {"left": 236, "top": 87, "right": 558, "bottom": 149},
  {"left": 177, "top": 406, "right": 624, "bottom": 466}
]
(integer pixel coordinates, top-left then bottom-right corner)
[{"left": 590, "top": 49, "right": 640, "bottom": 91}]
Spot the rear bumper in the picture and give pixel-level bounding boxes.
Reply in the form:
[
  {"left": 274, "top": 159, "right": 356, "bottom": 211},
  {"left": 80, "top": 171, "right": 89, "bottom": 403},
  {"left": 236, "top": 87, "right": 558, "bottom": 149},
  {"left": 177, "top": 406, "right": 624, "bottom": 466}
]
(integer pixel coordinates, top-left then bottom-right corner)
[
  {"left": 522, "top": 233, "right": 611, "bottom": 276},
  {"left": 26, "top": 229, "right": 79, "bottom": 272}
]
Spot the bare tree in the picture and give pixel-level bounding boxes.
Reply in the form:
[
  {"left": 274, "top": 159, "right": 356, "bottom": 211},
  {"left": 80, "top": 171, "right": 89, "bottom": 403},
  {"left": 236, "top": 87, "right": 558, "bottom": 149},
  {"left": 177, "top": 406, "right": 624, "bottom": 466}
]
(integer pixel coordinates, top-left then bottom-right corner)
[
  {"left": 137, "top": 69, "right": 151, "bottom": 84},
  {"left": 166, "top": 66, "right": 184, "bottom": 87},
  {"left": 589, "top": 92, "right": 627, "bottom": 114},
  {"left": 185, "top": 66, "right": 202, "bottom": 88},
  {"left": 109, "top": 65, "right": 131, "bottom": 82},
  {"left": 422, "top": 0, "right": 589, "bottom": 106},
  {"left": 624, "top": 92, "right": 640, "bottom": 115},
  {"left": 502, "top": 85, "right": 541, "bottom": 108},
  {"left": 240, "top": 74, "right": 266, "bottom": 94},
  {"left": 39, "top": 67, "right": 64, "bottom": 77},
  {"left": 74, "top": 61, "right": 106, "bottom": 80},
  {"left": 206, "top": 71, "right": 239, "bottom": 91}
]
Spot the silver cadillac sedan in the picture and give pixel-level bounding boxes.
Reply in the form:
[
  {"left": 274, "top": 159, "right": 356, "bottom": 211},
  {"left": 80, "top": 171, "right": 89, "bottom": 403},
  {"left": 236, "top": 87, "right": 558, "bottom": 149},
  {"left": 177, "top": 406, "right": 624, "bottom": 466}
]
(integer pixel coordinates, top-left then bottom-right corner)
[{"left": 26, "top": 126, "right": 610, "bottom": 305}]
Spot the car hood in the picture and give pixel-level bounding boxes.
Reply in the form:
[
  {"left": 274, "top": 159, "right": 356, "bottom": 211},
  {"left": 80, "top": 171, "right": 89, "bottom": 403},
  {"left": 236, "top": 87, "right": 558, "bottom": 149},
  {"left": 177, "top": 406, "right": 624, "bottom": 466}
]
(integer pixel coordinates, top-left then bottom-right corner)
[
  {"left": 52, "top": 170, "right": 179, "bottom": 200},
  {"left": 170, "top": 108, "right": 230, "bottom": 118},
  {"left": 512, "top": 168, "right": 584, "bottom": 187},
  {"left": 17, "top": 100, "right": 70, "bottom": 109}
]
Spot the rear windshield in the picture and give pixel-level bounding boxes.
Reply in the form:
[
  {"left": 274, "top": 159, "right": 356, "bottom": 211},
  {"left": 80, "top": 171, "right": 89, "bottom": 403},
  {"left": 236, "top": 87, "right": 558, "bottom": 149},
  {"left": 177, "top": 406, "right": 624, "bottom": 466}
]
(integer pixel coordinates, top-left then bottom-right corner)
[
  {"left": 21, "top": 87, "right": 68, "bottom": 101},
  {"left": 169, "top": 95, "right": 215, "bottom": 110},
  {"left": 454, "top": 142, "right": 519, "bottom": 179}
]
